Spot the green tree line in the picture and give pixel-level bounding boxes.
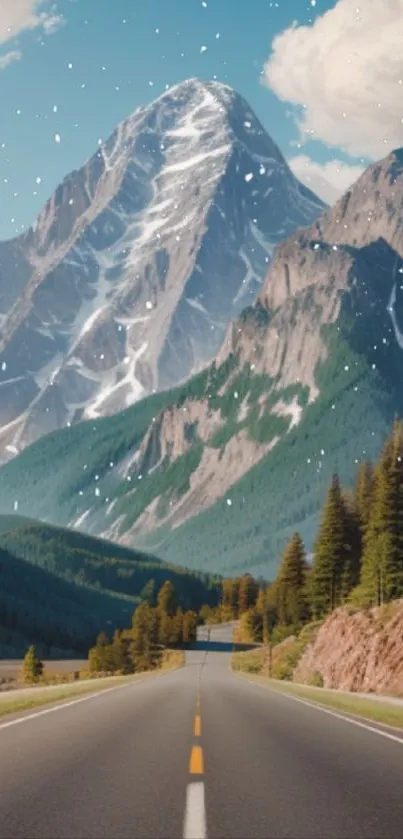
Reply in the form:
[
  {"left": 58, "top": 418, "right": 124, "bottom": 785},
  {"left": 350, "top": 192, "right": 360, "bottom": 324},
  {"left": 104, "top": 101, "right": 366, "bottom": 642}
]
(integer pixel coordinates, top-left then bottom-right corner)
[
  {"left": 88, "top": 579, "right": 199, "bottom": 674},
  {"left": 236, "top": 419, "right": 403, "bottom": 643}
]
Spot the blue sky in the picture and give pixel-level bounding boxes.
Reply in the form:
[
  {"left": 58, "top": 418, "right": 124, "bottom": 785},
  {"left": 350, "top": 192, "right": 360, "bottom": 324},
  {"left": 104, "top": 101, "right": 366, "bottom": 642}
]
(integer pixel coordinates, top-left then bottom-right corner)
[{"left": 0, "top": 0, "right": 399, "bottom": 240}]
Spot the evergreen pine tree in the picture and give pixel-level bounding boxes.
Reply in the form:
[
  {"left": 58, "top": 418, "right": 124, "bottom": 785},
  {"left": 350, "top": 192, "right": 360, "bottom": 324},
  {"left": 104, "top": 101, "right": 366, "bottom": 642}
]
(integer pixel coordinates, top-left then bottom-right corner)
[
  {"left": 172, "top": 607, "right": 184, "bottom": 645},
  {"left": 255, "top": 587, "right": 267, "bottom": 616},
  {"left": 156, "top": 580, "right": 178, "bottom": 616},
  {"left": 275, "top": 532, "right": 308, "bottom": 628},
  {"left": 132, "top": 602, "right": 158, "bottom": 645},
  {"left": 354, "top": 461, "right": 374, "bottom": 536},
  {"left": 158, "top": 611, "right": 174, "bottom": 645},
  {"left": 238, "top": 574, "right": 258, "bottom": 614},
  {"left": 240, "top": 606, "right": 262, "bottom": 643},
  {"left": 182, "top": 610, "right": 198, "bottom": 644},
  {"left": 221, "top": 579, "right": 240, "bottom": 618},
  {"left": 110, "top": 630, "right": 132, "bottom": 673},
  {"left": 22, "top": 645, "right": 44, "bottom": 684},
  {"left": 339, "top": 490, "right": 362, "bottom": 600},
  {"left": 360, "top": 421, "right": 403, "bottom": 604},
  {"left": 310, "top": 474, "right": 348, "bottom": 619}
]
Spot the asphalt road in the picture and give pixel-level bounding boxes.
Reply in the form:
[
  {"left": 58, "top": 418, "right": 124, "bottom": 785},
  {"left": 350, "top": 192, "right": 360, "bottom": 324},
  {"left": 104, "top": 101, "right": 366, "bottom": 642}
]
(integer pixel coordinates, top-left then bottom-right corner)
[{"left": 1, "top": 622, "right": 403, "bottom": 838}]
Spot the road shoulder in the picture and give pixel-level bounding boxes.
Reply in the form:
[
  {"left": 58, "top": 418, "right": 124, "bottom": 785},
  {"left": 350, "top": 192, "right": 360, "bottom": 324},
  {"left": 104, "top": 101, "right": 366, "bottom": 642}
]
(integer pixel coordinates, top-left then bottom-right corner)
[{"left": 232, "top": 669, "right": 403, "bottom": 740}]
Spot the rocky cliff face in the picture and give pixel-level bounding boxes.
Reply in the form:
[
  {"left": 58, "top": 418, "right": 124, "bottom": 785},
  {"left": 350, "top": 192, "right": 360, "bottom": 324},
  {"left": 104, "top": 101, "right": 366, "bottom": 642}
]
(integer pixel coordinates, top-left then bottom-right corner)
[
  {"left": 0, "top": 77, "right": 323, "bottom": 462},
  {"left": 294, "top": 601, "right": 403, "bottom": 695},
  {"left": 217, "top": 149, "right": 403, "bottom": 398}
]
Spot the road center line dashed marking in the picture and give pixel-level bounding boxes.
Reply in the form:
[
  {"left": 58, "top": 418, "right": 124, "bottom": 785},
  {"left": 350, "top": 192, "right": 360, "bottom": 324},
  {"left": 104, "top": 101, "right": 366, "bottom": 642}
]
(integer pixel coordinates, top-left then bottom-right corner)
[
  {"left": 194, "top": 714, "right": 201, "bottom": 737},
  {"left": 237, "top": 674, "right": 403, "bottom": 747},
  {"left": 189, "top": 744, "right": 204, "bottom": 774},
  {"left": 183, "top": 781, "right": 206, "bottom": 839}
]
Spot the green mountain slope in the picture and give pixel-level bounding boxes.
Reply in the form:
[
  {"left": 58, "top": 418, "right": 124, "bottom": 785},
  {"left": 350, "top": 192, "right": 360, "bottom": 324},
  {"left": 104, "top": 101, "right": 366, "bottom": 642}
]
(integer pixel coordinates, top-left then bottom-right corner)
[
  {"left": 0, "top": 373, "right": 214, "bottom": 528},
  {"left": 0, "top": 516, "right": 222, "bottom": 611},
  {"left": 0, "top": 546, "right": 136, "bottom": 657},
  {"left": 0, "top": 515, "right": 222, "bottom": 656}
]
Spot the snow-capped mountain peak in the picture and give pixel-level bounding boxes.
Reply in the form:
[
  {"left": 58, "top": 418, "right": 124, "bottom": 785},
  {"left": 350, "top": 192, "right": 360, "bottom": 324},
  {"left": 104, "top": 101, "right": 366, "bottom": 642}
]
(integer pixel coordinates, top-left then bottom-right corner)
[{"left": 0, "top": 78, "right": 324, "bottom": 462}]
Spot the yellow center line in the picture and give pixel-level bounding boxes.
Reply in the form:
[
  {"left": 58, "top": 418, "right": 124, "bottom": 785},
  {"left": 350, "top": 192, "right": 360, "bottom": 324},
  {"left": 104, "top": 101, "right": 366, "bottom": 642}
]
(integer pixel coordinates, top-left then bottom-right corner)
[
  {"left": 194, "top": 714, "right": 201, "bottom": 737},
  {"left": 189, "top": 744, "right": 204, "bottom": 775}
]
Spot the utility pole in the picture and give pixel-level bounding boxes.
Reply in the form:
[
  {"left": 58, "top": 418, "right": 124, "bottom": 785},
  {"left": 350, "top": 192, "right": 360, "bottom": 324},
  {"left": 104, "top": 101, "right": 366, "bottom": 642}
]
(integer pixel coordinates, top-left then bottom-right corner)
[{"left": 263, "top": 611, "right": 273, "bottom": 678}]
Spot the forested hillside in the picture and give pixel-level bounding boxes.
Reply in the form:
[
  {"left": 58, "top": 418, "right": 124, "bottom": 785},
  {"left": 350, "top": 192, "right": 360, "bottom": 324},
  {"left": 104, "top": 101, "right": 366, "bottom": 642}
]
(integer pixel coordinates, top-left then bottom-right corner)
[
  {"left": 0, "top": 516, "right": 222, "bottom": 656},
  {"left": 0, "top": 515, "right": 222, "bottom": 611},
  {"left": 231, "top": 418, "right": 403, "bottom": 652},
  {"left": 0, "top": 547, "right": 135, "bottom": 657}
]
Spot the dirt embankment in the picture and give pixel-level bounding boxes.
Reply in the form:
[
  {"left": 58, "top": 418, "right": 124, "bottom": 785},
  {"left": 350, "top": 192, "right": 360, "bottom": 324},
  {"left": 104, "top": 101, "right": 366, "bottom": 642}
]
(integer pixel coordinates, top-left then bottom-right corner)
[
  {"left": 294, "top": 600, "right": 403, "bottom": 696},
  {"left": 234, "top": 601, "right": 403, "bottom": 698}
]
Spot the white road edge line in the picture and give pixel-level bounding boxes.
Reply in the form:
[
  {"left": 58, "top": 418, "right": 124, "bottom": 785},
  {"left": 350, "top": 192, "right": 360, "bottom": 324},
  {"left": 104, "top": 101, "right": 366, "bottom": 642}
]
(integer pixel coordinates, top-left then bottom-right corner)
[
  {"left": 0, "top": 682, "right": 134, "bottom": 731},
  {"left": 238, "top": 674, "right": 403, "bottom": 746},
  {"left": 183, "top": 781, "right": 206, "bottom": 839},
  {"left": 0, "top": 666, "right": 178, "bottom": 733}
]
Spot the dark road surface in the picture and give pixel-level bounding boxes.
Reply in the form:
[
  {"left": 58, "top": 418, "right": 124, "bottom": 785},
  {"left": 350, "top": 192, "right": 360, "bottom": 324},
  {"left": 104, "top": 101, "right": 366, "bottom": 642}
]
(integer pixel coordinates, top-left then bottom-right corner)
[{"left": 1, "top": 622, "right": 403, "bottom": 838}]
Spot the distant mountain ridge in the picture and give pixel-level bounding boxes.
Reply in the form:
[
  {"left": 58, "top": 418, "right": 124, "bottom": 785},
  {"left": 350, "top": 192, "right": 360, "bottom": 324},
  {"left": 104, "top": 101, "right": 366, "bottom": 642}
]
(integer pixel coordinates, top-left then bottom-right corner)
[{"left": 0, "top": 77, "right": 323, "bottom": 463}]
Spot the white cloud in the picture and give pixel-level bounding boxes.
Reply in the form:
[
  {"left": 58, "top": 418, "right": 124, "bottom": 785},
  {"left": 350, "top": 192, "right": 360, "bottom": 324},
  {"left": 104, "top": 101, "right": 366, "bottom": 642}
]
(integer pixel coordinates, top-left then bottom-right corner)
[
  {"left": 0, "top": 49, "right": 22, "bottom": 69},
  {"left": 263, "top": 0, "right": 403, "bottom": 161},
  {"left": 289, "top": 154, "right": 365, "bottom": 205},
  {"left": 0, "top": 1, "right": 63, "bottom": 46}
]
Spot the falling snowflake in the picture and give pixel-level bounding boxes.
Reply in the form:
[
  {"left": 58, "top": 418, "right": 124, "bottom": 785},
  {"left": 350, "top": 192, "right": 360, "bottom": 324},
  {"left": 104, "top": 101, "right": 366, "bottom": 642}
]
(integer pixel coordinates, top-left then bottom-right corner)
[
  {"left": 54, "top": 133, "right": 61, "bottom": 143},
  {"left": 245, "top": 172, "right": 254, "bottom": 182},
  {"left": 226, "top": 498, "right": 232, "bottom": 506},
  {"left": 146, "top": 300, "right": 153, "bottom": 309}
]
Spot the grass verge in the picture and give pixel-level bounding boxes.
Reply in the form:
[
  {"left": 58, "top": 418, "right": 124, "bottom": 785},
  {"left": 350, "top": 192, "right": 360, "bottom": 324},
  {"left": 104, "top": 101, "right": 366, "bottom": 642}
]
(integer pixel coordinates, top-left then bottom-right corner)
[
  {"left": 0, "top": 650, "right": 184, "bottom": 719},
  {"left": 233, "top": 670, "right": 403, "bottom": 730}
]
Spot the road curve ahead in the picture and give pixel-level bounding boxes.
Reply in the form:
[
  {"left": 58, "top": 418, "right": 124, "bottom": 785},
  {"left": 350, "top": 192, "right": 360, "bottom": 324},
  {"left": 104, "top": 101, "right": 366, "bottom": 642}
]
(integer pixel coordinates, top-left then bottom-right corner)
[{"left": 1, "top": 623, "right": 403, "bottom": 838}]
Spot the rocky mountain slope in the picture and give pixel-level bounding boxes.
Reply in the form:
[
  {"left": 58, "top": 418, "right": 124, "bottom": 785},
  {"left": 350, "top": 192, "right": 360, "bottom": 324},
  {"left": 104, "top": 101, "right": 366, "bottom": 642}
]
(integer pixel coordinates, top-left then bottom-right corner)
[
  {"left": 294, "top": 600, "right": 403, "bottom": 695},
  {"left": 235, "top": 600, "right": 403, "bottom": 696},
  {"left": 0, "top": 77, "right": 323, "bottom": 463},
  {"left": 0, "top": 148, "right": 402, "bottom": 576}
]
